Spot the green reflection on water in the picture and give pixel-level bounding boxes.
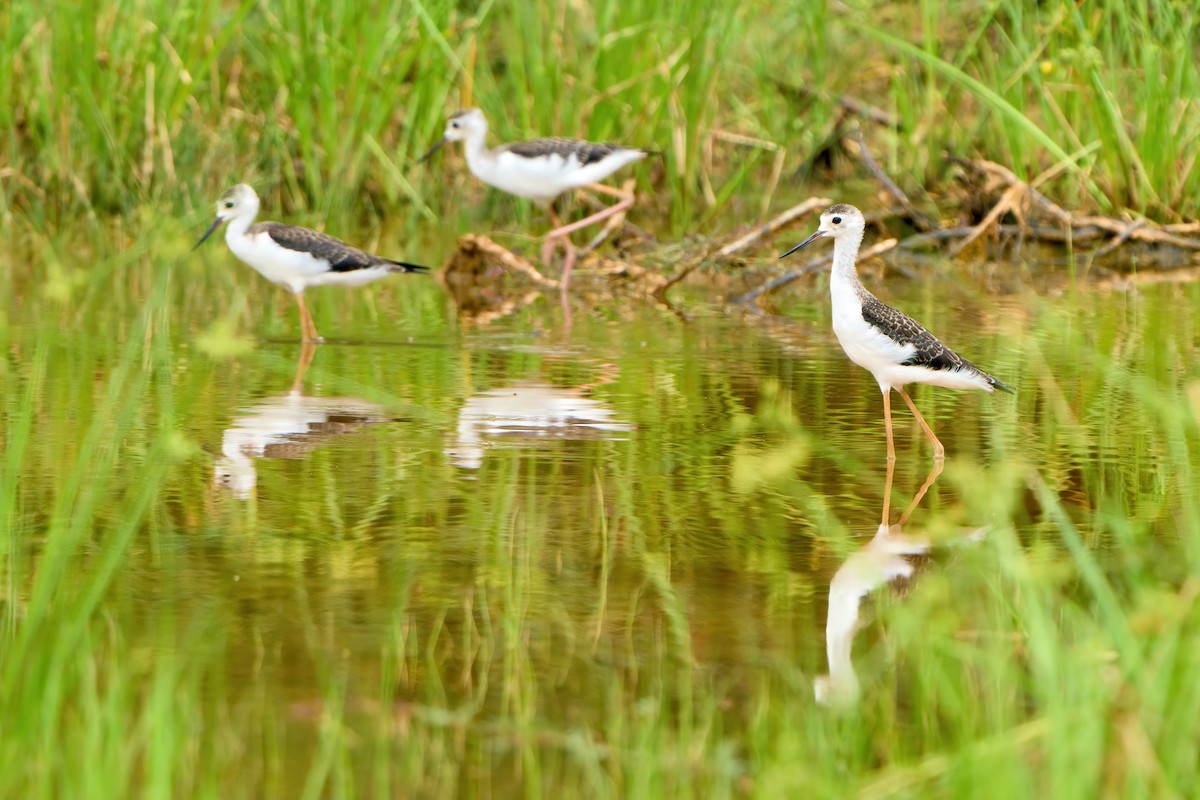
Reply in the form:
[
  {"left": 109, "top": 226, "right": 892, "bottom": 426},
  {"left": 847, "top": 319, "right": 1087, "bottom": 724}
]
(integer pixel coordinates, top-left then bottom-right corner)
[{"left": 2, "top": 228, "right": 1199, "bottom": 796}]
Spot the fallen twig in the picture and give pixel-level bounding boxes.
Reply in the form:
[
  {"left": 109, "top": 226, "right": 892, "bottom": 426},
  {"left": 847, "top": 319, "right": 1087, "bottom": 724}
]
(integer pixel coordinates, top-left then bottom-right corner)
[
  {"left": 771, "top": 79, "right": 902, "bottom": 130},
  {"left": 946, "top": 155, "right": 1200, "bottom": 255},
  {"left": 447, "top": 234, "right": 559, "bottom": 288},
  {"left": 1092, "top": 218, "right": 1147, "bottom": 258},
  {"left": 654, "top": 196, "right": 831, "bottom": 301},
  {"left": 848, "top": 128, "right": 937, "bottom": 233},
  {"left": 948, "top": 181, "right": 1026, "bottom": 256},
  {"left": 729, "top": 238, "right": 898, "bottom": 306},
  {"left": 579, "top": 178, "right": 637, "bottom": 257},
  {"left": 713, "top": 196, "right": 832, "bottom": 260}
]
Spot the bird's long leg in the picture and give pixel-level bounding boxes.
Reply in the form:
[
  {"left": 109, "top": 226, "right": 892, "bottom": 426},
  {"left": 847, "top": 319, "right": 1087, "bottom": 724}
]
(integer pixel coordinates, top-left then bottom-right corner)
[
  {"left": 295, "top": 292, "right": 322, "bottom": 344},
  {"left": 896, "top": 386, "right": 945, "bottom": 460},
  {"left": 542, "top": 207, "right": 567, "bottom": 267},
  {"left": 882, "top": 388, "right": 896, "bottom": 528},
  {"left": 542, "top": 183, "right": 636, "bottom": 296},
  {"left": 541, "top": 207, "right": 578, "bottom": 295},
  {"left": 586, "top": 182, "right": 634, "bottom": 200},
  {"left": 559, "top": 242, "right": 578, "bottom": 300},
  {"left": 898, "top": 458, "right": 945, "bottom": 526},
  {"left": 579, "top": 178, "right": 637, "bottom": 257},
  {"left": 545, "top": 183, "right": 635, "bottom": 240}
]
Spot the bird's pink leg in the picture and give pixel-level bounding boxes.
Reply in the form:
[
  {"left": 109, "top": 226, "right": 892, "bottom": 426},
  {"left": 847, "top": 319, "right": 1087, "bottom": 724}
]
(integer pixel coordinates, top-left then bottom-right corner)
[
  {"left": 545, "top": 183, "right": 635, "bottom": 240},
  {"left": 543, "top": 185, "right": 633, "bottom": 295},
  {"left": 897, "top": 386, "right": 945, "bottom": 460},
  {"left": 295, "top": 292, "right": 322, "bottom": 344},
  {"left": 559, "top": 242, "right": 577, "bottom": 298},
  {"left": 542, "top": 208, "right": 567, "bottom": 267}
]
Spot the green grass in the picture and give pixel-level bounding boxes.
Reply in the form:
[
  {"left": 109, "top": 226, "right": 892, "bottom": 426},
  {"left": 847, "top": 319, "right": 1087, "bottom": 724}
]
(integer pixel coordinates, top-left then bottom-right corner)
[{"left": 1, "top": 0, "right": 1197, "bottom": 235}]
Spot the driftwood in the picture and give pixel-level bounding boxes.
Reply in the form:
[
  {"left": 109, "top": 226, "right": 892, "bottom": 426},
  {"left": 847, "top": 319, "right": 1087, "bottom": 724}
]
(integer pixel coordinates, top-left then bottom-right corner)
[
  {"left": 771, "top": 80, "right": 902, "bottom": 131},
  {"left": 442, "top": 233, "right": 559, "bottom": 287},
  {"left": 722, "top": 143, "right": 1200, "bottom": 306},
  {"left": 652, "top": 196, "right": 832, "bottom": 301},
  {"left": 946, "top": 157, "right": 1200, "bottom": 253}
]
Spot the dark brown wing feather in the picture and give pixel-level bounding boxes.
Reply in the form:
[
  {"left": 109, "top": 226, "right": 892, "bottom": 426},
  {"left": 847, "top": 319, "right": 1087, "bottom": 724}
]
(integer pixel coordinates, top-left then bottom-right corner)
[
  {"left": 861, "top": 294, "right": 1013, "bottom": 391},
  {"left": 252, "top": 222, "right": 429, "bottom": 273},
  {"left": 500, "top": 137, "right": 629, "bottom": 165}
]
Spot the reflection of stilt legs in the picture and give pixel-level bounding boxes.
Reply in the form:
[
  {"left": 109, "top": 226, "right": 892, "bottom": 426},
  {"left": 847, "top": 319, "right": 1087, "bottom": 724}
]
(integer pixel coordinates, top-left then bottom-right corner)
[
  {"left": 882, "top": 386, "right": 950, "bottom": 527},
  {"left": 290, "top": 340, "right": 317, "bottom": 393},
  {"left": 543, "top": 208, "right": 578, "bottom": 299},
  {"left": 880, "top": 386, "right": 946, "bottom": 527},
  {"left": 898, "top": 458, "right": 945, "bottom": 526}
]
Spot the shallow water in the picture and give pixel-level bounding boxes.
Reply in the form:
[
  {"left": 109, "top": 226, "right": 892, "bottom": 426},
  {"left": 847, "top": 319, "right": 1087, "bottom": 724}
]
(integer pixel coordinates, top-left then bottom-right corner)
[{"left": 3, "top": 243, "right": 1199, "bottom": 794}]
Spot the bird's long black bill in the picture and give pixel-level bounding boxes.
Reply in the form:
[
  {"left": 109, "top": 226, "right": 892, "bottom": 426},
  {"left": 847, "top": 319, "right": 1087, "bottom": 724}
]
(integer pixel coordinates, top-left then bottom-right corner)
[
  {"left": 779, "top": 230, "right": 826, "bottom": 259},
  {"left": 417, "top": 138, "right": 447, "bottom": 164},
  {"left": 193, "top": 216, "right": 223, "bottom": 251}
]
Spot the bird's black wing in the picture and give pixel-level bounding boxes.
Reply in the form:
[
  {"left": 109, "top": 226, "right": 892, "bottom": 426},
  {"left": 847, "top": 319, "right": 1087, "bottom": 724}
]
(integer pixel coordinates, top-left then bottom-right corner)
[
  {"left": 501, "top": 137, "right": 625, "bottom": 165},
  {"left": 254, "top": 222, "right": 380, "bottom": 272},
  {"left": 861, "top": 294, "right": 980, "bottom": 374},
  {"left": 862, "top": 294, "right": 1015, "bottom": 391}
]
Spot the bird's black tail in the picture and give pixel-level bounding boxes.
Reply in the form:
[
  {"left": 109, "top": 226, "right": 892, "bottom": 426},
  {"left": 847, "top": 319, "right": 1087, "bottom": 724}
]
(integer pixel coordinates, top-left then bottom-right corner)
[{"left": 387, "top": 259, "right": 432, "bottom": 274}]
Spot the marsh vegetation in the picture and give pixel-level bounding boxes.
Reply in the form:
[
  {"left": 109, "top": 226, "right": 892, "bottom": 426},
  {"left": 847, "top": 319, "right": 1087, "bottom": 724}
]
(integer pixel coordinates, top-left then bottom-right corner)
[{"left": 2, "top": 1, "right": 1199, "bottom": 797}]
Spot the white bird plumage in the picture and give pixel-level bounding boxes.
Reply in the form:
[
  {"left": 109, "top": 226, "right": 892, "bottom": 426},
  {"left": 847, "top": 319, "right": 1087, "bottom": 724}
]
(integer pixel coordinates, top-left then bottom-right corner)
[
  {"left": 194, "top": 183, "right": 430, "bottom": 342},
  {"left": 781, "top": 203, "right": 1013, "bottom": 465},
  {"left": 420, "top": 108, "right": 651, "bottom": 291}
]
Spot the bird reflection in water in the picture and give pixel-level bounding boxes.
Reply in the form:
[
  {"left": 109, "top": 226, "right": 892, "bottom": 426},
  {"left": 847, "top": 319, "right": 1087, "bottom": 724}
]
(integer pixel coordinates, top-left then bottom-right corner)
[
  {"left": 447, "top": 376, "right": 633, "bottom": 470},
  {"left": 214, "top": 344, "right": 394, "bottom": 498},
  {"left": 816, "top": 459, "right": 985, "bottom": 706}
]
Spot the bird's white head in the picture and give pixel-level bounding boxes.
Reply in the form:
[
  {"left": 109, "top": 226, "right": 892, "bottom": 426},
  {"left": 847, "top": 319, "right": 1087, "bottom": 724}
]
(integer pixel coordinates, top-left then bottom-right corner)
[
  {"left": 442, "top": 108, "right": 488, "bottom": 143},
  {"left": 194, "top": 183, "right": 260, "bottom": 250},
  {"left": 418, "top": 108, "right": 489, "bottom": 163},
  {"left": 779, "top": 203, "right": 866, "bottom": 259}
]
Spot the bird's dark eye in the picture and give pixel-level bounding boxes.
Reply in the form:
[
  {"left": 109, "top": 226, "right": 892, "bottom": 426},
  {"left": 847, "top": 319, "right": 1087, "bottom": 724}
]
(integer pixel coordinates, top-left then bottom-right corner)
[
  {"left": 831, "top": 216, "right": 842, "bottom": 225},
  {"left": 224, "top": 201, "right": 234, "bottom": 208},
  {"left": 450, "top": 121, "right": 460, "bottom": 129}
]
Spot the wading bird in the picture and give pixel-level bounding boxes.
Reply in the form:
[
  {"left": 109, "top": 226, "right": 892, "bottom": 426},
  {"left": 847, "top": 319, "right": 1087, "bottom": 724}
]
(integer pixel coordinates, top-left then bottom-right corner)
[
  {"left": 781, "top": 203, "right": 1013, "bottom": 468},
  {"left": 420, "top": 108, "right": 650, "bottom": 291},
  {"left": 195, "top": 184, "right": 430, "bottom": 342}
]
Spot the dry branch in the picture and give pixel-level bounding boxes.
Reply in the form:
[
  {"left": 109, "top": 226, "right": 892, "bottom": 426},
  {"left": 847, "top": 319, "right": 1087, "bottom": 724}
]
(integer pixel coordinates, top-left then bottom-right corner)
[
  {"left": 729, "top": 238, "right": 899, "bottom": 306},
  {"left": 713, "top": 197, "right": 832, "bottom": 260},
  {"left": 847, "top": 128, "right": 937, "bottom": 233},
  {"left": 445, "top": 234, "right": 559, "bottom": 288},
  {"left": 654, "top": 196, "right": 831, "bottom": 301},
  {"left": 946, "top": 156, "right": 1200, "bottom": 255}
]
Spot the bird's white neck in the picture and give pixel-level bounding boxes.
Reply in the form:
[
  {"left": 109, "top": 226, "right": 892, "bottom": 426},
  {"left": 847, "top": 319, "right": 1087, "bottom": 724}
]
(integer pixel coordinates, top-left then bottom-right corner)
[
  {"left": 462, "top": 127, "right": 492, "bottom": 172},
  {"left": 829, "top": 228, "right": 867, "bottom": 307},
  {"left": 224, "top": 206, "right": 258, "bottom": 242},
  {"left": 831, "top": 229, "right": 865, "bottom": 283}
]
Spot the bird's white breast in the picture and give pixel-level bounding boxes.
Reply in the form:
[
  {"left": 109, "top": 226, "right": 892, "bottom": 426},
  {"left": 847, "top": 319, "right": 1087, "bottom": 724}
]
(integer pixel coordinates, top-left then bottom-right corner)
[
  {"left": 830, "top": 275, "right": 916, "bottom": 390},
  {"left": 829, "top": 275, "right": 993, "bottom": 392},
  {"left": 226, "top": 229, "right": 331, "bottom": 292}
]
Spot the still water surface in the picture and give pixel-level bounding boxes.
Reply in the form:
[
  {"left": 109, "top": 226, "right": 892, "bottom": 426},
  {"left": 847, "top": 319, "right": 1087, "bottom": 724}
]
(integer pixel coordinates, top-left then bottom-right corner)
[{"left": 6, "top": 257, "right": 1198, "bottom": 791}]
